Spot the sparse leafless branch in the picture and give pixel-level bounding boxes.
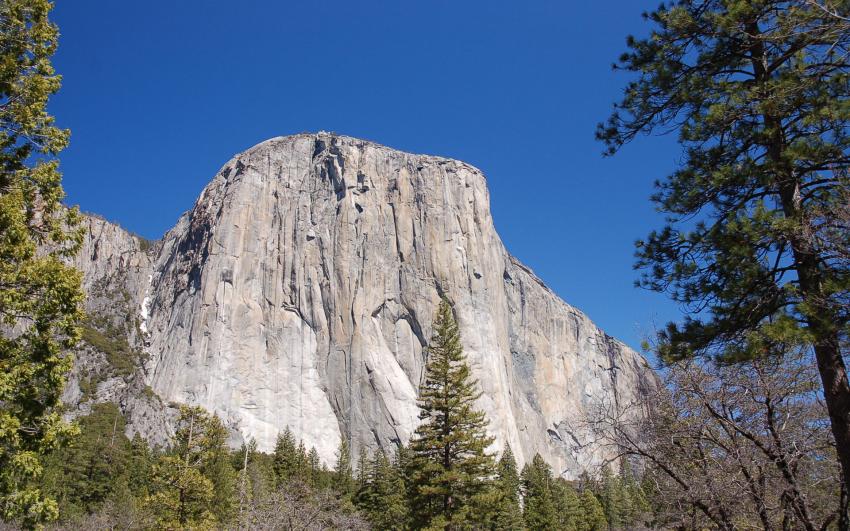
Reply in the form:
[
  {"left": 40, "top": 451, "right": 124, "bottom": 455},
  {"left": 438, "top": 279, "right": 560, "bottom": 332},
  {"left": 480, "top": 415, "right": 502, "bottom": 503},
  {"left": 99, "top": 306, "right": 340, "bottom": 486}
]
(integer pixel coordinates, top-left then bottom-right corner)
[{"left": 584, "top": 351, "right": 844, "bottom": 530}]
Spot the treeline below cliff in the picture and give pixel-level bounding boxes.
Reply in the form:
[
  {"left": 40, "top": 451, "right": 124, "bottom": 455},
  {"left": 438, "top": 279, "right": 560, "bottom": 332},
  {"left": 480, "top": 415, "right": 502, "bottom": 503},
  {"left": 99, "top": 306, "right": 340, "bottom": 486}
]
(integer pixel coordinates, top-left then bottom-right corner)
[
  {"left": 9, "top": 329, "right": 844, "bottom": 530},
  {"left": 9, "top": 402, "right": 652, "bottom": 531},
  {"left": 6, "top": 301, "right": 656, "bottom": 530}
]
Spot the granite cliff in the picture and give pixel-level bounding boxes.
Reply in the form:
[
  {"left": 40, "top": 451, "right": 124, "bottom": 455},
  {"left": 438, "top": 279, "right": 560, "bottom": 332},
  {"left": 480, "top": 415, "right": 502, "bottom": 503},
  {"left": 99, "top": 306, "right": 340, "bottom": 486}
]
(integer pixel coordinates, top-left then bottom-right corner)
[{"left": 67, "top": 132, "right": 655, "bottom": 477}]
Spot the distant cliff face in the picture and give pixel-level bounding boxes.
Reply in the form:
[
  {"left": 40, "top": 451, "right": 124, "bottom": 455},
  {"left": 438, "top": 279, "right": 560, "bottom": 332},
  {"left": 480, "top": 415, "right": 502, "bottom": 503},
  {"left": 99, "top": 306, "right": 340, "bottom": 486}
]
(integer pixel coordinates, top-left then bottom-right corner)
[{"left": 68, "top": 133, "right": 655, "bottom": 477}]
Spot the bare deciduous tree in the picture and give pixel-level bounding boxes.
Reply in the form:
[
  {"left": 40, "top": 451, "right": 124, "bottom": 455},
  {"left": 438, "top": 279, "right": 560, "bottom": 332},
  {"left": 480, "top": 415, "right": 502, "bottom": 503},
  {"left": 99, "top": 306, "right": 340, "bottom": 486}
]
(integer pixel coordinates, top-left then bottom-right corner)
[
  {"left": 588, "top": 351, "right": 844, "bottom": 530},
  {"left": 234, "top": 480, "right": 369, "bottom": 531}
]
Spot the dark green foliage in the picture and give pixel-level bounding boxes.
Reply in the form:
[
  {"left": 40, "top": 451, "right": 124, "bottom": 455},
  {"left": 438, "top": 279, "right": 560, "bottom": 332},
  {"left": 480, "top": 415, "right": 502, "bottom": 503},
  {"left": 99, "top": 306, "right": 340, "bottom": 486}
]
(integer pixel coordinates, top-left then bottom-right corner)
[
  {"left": 145, "top": 406, "right": 223, "bottom": 528},
  {"left": 355, "top": 449, "right": 409, "bottom": 530},
  {"left": 272, "top": 426, "right": 298, "bottom": 485},
  {"left": 126, "top": 433, "right": 154, "bottom": 498},
  {"left": 334, "top": 437, "right": 355, "bottom": 499},
  {"left": 598, "top": 465, "right": 626, "bottom": 529},
  {"left": 619, "top": 460, "right": 650, "bottom": 526},
  {"left": 200, "top": 414, "right": 237, "bottom": 525},
  {"left": 270, "top": 427, "right": 335, "bottom": 492},
  {"left": 551, "top": 479, "right": 581, "bottom": 531},
  {"left": 491, "top": 445, "right": 524, "bottom": 530},
  {"left": 519, "top": 455, "right": 634, "bottom": 531},
  {"left": 598, "top": 0, "right": 850, "bottom": 489},
  {"left": 296, "top": 440, "right": 309, "bottom": 479},
  {"left": 41, "top": 403, "right": 131, "bottom": 518},
  {"left": 521, "top": 454, "right": 558, "bottom": 530},
  {"left": 25, "top": 380, "right": 657, "bottom": 530},
  {"left": 406, "top": 298, "right": 496, "bottom": 529},
  {"left": 307, "top": 446, "right": 321, "bottom": 487},
  {"left": 576, "top": 489, "right": 606, "bottom": 531},
  {"left": 26, "top": 404, "right": 370, "bottom": 528},
  {"left": 356, "top": 445, "right": 369, "bottom": 489}
]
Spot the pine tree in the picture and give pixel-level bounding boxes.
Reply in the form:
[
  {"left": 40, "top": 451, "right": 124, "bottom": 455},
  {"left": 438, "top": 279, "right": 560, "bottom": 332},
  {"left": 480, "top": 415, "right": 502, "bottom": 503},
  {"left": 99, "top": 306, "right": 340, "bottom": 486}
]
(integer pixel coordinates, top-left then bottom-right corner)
[
  {"left": 620, "top": 460, "right": 650, "bottom": 526},
  {"left": 358, "top": 449, "right": 408, "bottom": 530},
  {"left": 200, "top": 414, "right": 237, "bottom": 524},
  {"left": 392, "top": 444, "right": 413, "bottom": 527},
  {"left": 334, "top": 437, "right": 355, "bottom": 499},
  {"left": 296, "top": 440, "right": 309, "bottom": 481},
  {"left": 272, "top": 427, "right": 298, "bottom": 485},
  {"left": 598, "top": 0, "right": 850, "bottom": 490},
  {"left": 491, "top": 445, "right": 524, "bottom": 530},
  {"left": 41, "top": 403, "right": 131, "bottom": 517},
  {"left": 576, "top": 489, "right": 607, "bottom": 531},
  {"left": 521, "top": 454, "right": 558, "bottom": 531},
  {"left": 552, "top": 479, "right": 581, "bottom": 531},
  {"left": 307, "top": 446, "right": 321, "bottom": 487},
  {"left": 599, "top": 465, "right": 626, "bottom": 529},
  {"left": 145, "top": 406, "right": 220, "bottom": 529},
  {"left": 356, "top": 446, "right": 369, "bottom": 490},
  {"left": 394, "top": 443, "right": 412, "bottom": 487},
  {"left": 126, "top": 433, "right": 154, "bottom": 498},
  {"left": 0, "top": 0, "right": 84, "bottom": 525},
  {"left": 406, "top": 298, "right": 496, "bottom": 529}
]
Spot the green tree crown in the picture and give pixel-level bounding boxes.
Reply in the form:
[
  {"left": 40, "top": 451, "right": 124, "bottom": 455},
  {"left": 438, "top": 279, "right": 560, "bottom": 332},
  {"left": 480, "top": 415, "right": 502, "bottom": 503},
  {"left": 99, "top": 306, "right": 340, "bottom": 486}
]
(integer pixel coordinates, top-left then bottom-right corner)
[{"left": 406, "top": 298, "right": 496, "bottom": 530}]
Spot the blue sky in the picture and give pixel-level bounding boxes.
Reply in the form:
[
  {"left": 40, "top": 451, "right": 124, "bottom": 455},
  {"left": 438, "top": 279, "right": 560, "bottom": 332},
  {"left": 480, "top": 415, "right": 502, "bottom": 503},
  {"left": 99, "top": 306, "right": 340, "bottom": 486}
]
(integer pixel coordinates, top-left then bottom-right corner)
[{"left": 51, "top": 1, "right": 681, "bottom": 355}]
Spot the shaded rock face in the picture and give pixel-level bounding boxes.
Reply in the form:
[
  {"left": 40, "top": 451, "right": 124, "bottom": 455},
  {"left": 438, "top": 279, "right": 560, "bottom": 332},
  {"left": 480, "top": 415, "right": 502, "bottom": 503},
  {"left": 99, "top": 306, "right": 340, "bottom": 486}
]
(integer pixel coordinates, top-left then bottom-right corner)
[{"left": 70, "top": 133, "right": 655, "bottom": 476}]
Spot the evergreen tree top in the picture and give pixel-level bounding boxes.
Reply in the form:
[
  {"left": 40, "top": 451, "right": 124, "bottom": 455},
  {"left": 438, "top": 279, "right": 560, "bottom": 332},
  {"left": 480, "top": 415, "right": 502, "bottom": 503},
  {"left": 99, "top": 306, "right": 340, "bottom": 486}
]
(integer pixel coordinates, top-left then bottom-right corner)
[{"left": 406, "top": 298, "right": 497, "bottom": 529}]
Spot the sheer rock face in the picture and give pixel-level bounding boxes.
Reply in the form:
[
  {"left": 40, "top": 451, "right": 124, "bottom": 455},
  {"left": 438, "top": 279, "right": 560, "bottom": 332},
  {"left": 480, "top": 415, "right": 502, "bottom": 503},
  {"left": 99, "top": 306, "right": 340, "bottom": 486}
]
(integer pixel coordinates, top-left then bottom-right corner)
[{"left": 70, "top": 133, "right": 655, "bottom": 476}]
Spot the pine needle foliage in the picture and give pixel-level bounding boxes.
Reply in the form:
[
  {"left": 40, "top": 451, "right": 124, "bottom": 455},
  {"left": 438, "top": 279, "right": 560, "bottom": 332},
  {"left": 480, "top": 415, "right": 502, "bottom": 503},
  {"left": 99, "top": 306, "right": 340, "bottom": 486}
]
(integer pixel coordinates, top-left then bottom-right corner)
[
  {"left": 334, "top": 437, "right": 355, "bottom": 500},
  {"left": 521, "top": 454, "right": 558, "bottom": 530},
  {"left": 0, "top": 0, "right": 83, "bottom": 526},
  {"left": 407, "top": 298, "right": 495, "bottom": 530},
  {"left": 491, "top": 445, "right": 524, "bottom": 530},
  {"left": 598, "top": 0, "right": 850, "bottom": 490},
  {"left": 272, "top": 426, "right": 299, "bottom": 486},
  {"left": 144, "top": 406, "right": 230, "bottom": 529}
]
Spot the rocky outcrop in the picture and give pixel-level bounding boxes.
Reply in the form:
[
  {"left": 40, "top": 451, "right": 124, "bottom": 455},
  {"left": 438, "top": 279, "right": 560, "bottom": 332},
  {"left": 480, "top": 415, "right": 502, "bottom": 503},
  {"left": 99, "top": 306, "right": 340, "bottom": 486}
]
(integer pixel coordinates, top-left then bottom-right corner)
[
  {"left": 63, "top": 215, "right": 175, "bottom": 447},
  {"left": 68, "top": 133, "right": 655, "bottom": 477}
]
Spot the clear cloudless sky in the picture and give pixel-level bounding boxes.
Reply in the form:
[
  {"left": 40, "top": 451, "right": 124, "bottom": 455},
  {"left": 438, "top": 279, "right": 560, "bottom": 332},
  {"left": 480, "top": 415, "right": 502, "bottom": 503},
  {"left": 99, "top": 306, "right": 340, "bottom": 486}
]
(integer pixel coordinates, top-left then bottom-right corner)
[{"left": 50, "top": 0, "right": 684, "bottom": 355}]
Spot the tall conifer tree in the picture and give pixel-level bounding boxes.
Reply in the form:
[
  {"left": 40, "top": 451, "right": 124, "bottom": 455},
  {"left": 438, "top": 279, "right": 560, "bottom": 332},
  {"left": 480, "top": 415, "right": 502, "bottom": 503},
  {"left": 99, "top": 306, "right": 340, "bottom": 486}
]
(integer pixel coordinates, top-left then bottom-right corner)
[
  {"left": 552, "top": 479, "right": 581, "bottom": 531},
  {"left": 272, "top": 427, "right": 297, "bottom": 485},
  {"left": 599, "top": 464, "right": 626, "bottom": 529},
  {"left": 356, "top": 446, "right": 369, "bottom": 489},
  {"left": 598, "top": 0, "right": 850, "bottom": 490},
  {"left": 0, "top": 1, "right": 83, "bottom": 525},
  {"left": 521, "top": 454, "right": 558, "bottom": 531},
  {"left": 576, "top": 489, "right": 607, "bottom": 531},
  {"left": 126, "top": 433, "right": 154, "bottom": 498},
  {"left": 145, "top": 407, "right": 218, "bottom": 529},
  {"left": 307, "top": 447, "right": 321, "bottom": 487},
  {"left": 358, "top": 449, "right": 408, "bottom": 530},
  {"left": 406, "top": 298, "right": 495, "bottom": 530},
  {"left": 334, "top": 437, "right": 355, "bottom": 499},
  {"left": 492, "top": 445, "right": 524, "bottom": 530},
  {"left": 295, "top": 440, "right": 308, "bottom": 481},
  {"left": 200, "top": 414, "right": 237, "bottom": 524},
  {"left": 620, "top": 460, "right": 650, "bottom": 525}
]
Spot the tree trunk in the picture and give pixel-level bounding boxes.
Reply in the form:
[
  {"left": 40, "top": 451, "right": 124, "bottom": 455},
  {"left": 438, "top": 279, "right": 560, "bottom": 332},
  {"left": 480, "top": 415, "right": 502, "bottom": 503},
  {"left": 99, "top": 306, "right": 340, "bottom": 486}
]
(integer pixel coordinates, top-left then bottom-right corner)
[
  {"left": 746, "top": 19, "right": 850, "bottom": 517},
  {"left": 776, "top": 150, "right": 850, "bottom": 528},
  {"left": 774, "top": 158, "right": 850, "bottom": 503},
  {"left": 812, "top": 330, "right": 850, "bottom": 490}
]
